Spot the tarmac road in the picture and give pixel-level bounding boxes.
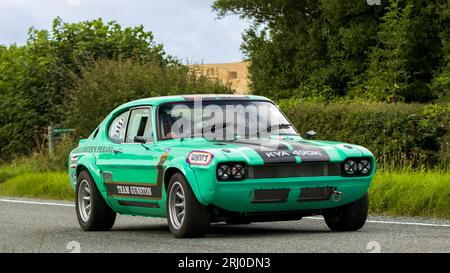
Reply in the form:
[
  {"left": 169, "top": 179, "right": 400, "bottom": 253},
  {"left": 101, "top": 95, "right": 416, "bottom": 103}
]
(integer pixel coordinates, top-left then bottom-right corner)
[{"left": 0, "top": 197, "right": 449, "bottom": 253}]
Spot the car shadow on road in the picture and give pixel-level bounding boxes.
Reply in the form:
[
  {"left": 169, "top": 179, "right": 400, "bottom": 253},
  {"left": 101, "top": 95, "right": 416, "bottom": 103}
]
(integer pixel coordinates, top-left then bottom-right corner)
[
  {"left": 207, "top": 223, "right": 330, "bottom": 238},
  {"left": 111, "top": 222, "right": 331, "bottom": 238}
]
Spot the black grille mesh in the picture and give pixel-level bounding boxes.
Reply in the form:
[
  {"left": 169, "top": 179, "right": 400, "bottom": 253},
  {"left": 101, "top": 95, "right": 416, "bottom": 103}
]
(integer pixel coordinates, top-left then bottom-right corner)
[{"left": 248, "top": 163, "right": 341, "bottom": 179}]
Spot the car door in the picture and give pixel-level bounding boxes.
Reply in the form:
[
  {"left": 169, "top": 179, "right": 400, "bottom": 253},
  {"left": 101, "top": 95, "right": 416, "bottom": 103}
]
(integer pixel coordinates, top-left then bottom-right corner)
[{"left": 97, "top": 106, "right": 163, "bottom": 215}]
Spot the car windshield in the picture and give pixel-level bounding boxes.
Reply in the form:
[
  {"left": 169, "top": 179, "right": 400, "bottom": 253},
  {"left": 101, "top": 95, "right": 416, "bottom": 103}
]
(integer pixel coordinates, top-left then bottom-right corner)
[{"left": 158, "top": 100, "right": 298, "bottom": 141}]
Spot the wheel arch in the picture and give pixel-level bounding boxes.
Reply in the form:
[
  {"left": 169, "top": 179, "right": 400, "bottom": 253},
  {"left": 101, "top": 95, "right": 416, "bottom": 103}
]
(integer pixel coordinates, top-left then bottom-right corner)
[
  {"left": 75, "top": 154, "right": 109, "bottom": 198},
  {"left": 163, "top": 165, "right": 207, "bottom": 206},
  {"left": 76, "top": 164, "right": 88, "bottom": 178}
]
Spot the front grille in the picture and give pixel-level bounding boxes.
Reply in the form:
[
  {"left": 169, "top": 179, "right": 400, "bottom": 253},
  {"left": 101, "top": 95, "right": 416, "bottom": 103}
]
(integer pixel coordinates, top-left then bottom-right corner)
[
  {"left": 252, "top": 189, "right": 290, "bottom": 203},
  {"left": 248, "top": 163, "right": 341, "bottom": 179},
  {"left": 298, "top": 187, "right": 336, "bottom": 202}
]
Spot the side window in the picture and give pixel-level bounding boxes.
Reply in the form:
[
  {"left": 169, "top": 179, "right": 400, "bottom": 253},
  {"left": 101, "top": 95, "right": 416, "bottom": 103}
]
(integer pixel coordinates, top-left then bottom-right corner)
[
  {"left": 108, "top": 111, "right": 129, "bottom": 144},
  {"left": 125, "top": 108, "right": 154, "bottom": 143}
]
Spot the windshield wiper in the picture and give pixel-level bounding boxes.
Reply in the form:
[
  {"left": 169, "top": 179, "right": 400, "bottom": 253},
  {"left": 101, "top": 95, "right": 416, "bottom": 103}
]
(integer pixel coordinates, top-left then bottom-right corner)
[
  {"left": 249, "top": 123, "right": 292, "bottom": 138},
  {"left": 188, "top": 123, "right": 230, "bottom": 141},
  {"left": 195, "top": 123, "right": 230, "bottom": 134}
]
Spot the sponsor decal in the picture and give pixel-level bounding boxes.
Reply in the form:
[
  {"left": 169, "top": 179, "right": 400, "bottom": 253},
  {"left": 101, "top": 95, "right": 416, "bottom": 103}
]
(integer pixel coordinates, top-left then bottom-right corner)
[
  {"left": 70, "top": 154, "right": 79, "bottom": 170},
  {"left": 73, "top": 146, "right": 114, "bottom": 153},
  {"left": 187, "top": 151, "right": 213, "bottom": 165},
  {"left": 117, "top": 185, "right": 152, "bottom": 196},
  {"left": 182, "top": 95, "right": 249, "bottom": 101},
  {"left": 104, "top": 153, "right": 169, "bottom": 200},
  {"left": 106, "top": 182, "right": 159, "bottom": 199}
]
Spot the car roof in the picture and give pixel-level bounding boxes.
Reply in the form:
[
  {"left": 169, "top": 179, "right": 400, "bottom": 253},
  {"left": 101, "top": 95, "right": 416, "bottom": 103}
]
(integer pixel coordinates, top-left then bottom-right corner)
[{"left": 113, "top": 94, "right": 272, "bottom": 113}]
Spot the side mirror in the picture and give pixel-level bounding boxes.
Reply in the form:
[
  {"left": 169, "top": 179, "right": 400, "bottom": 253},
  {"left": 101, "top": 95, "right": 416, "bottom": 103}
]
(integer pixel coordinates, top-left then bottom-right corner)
[
  {"left": 134, "top": 136, "right": 147, "bottom": 144},
  {"left": 305, "top": 130, "right": 317, "bottom": 139}
]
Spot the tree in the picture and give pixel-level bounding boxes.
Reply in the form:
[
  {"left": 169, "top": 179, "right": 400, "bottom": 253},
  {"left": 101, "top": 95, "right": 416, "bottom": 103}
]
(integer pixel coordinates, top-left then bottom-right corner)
[
  {"left": 358, "top": 0, "right": 412, "bottom": 102},
  {"left": 213, "top": 0, "right": 385, "bottom": 100},
  {"left": 67, "top": 59, "right": 231, "bottom": 137},
  {"left": 431, "top": 0, "right": 450, "bottom": 102},
  {"left": 0, "top": 18, "right": 224, "bottom": 160},
  {"left": 213, "top": 0, "right": 448, "bottom": 102}
]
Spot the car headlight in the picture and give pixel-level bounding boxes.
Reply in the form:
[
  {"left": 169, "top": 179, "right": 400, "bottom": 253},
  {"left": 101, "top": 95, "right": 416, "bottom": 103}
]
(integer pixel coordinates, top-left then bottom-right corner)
[
  {"left": 358, "top": 159, "right": 371, "bottom": 175},
  {"left": 342, "top": 158, "right": 372, "bottom": 176},
  {"left": 217, "top": 165, "right": 231, "bottom": 180},
  {"left": 231, "top": 164, "right": 245, "bottom": 179},
  {"left": 217, "top": 163, "right": 246, "bottom": 181},
  {"left": 344, "top": 160, "right": 357, "bottom": 175}
]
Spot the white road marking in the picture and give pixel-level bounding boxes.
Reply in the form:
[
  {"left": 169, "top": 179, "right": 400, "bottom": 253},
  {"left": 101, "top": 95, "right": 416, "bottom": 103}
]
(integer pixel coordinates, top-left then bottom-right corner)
[
  {"left": 305, "top": 216, "right": 450, "bottom": 228},
  {"left": 1, "top": 198, "right": 449, "bottom": 228},
  {"left": 0, "top": 198, "right": 74, "bottom": 207}
]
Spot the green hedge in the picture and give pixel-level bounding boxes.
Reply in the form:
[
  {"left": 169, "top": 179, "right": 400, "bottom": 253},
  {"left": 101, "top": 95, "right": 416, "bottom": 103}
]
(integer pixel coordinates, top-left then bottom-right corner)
[{"left": 279, "top": 100, "right": 450, "bottom": 169}]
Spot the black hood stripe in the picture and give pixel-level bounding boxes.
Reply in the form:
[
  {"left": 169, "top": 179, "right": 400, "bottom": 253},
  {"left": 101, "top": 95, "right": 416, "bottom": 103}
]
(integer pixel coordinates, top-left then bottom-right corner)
[
  {"left": 221, "top": 139, "right": 330, "bottom": 164},
  {"left": 281, "top": 140, "right": 330, "bottom": 163},
  {"left": 222, "top": 139, "right": 296, "bottom": 164}
]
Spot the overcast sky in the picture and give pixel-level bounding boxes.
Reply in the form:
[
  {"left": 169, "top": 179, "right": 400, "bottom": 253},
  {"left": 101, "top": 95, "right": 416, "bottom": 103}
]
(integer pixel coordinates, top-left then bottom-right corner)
[{"left": 0, "top": 0, "right": 249, "bottom": 63}]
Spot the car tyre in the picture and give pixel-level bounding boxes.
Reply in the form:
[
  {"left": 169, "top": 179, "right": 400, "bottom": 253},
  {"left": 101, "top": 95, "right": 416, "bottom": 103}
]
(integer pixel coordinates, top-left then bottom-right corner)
[
  {"left": 167, "top": 173, "right": 210, "bottom": 238},
  {"left": 76, "top": 170, "right": 116, "bottom": 231},
  {"left": 323, "top": 193, "right": 368, "bottom": 231}
]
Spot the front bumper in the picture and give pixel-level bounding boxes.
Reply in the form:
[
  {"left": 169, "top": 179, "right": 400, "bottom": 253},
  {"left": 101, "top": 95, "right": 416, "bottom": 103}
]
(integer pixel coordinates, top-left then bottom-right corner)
[{"left": 192, "top": 166, "right": 373, "bottom": 213}]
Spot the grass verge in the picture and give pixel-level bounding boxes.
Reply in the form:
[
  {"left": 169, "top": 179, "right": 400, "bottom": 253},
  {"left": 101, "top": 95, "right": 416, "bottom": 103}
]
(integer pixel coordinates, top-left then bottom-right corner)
[
  {"left": 369, "top": 170, "right": 450, "bottom": 218},
  {"left": 0, "top": 172, "right": 73, "bottom": 201}
]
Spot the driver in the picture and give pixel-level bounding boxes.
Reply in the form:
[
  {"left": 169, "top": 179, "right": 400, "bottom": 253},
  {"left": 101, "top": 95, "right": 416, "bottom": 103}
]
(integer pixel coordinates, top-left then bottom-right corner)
[{"left": 161, "top": 107, "right": 191, "bottom": 139}]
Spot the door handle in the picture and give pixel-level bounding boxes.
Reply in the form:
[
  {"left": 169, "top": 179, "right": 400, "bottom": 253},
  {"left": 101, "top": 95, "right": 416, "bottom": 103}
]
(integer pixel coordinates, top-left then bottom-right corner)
[{"left": 112, "top": 148, "right": 122, "bottom": 154}]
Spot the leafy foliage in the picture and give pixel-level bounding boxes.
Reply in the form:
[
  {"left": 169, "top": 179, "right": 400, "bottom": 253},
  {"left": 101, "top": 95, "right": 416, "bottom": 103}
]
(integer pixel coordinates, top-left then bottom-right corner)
[
  {"left": 213, "top": 0, "right": 450, "bottom": 102},
  {"left": 67, "top": 59, "right": 231, "bottom": 137},
  {"left": 431, "top": 0, "right": 450, "bottom": 102},
  {"left": 356, "top": 1, "right": 412, "bottom": 102},
  {"left": 0, "top": 18, "right": 229, "bottom": 160},
  {"left": 279, "top": 99, "right": 450, "bottom": 169}
]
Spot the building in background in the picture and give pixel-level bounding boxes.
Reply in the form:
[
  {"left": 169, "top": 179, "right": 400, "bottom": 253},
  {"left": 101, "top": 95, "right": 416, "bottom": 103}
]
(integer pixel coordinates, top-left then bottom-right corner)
[{"left": 190, "top": 61, "right": 250, "bottom": 94}]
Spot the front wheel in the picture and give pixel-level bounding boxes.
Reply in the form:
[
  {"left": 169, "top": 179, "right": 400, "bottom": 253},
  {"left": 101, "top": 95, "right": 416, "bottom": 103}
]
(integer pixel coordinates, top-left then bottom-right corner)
[
  {"left": 76, "top": 170, "right": 116, "bottom": 231},
  {"left": 166, "top": 173, "right": 210, "bottom": 238},
  {"left": 323, "top": 193, "right": 368, "bottom": 231}
]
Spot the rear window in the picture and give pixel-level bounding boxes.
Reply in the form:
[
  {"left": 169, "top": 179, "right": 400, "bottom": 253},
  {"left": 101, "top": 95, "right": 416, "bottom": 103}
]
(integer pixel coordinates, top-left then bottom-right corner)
[{"left": 108, "top": 111, "right": 129, "bottom": 144}]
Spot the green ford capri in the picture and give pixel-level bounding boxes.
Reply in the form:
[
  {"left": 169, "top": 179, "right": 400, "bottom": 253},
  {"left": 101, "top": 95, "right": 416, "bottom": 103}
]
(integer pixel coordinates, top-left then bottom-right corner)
[{"left": 68, "top": 94, "right": 375, "bottom": 237}]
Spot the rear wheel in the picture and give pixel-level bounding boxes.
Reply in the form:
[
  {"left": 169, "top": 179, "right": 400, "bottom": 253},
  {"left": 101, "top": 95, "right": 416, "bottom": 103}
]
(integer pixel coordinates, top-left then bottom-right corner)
[
  {"left": 76, "top": 170, "right": 116, "bottom": 231},
  {"left": 323, "top": 193, "right": 368, "bottom": 231},
  {"left": 166, "top": 173, "right": 210, "bottom": 238}
]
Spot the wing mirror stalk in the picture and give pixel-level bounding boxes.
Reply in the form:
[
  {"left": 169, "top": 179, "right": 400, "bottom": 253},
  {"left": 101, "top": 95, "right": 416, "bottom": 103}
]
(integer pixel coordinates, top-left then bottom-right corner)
[{"left": 134, "top": 136, "right": 150, "bottom": 150}]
